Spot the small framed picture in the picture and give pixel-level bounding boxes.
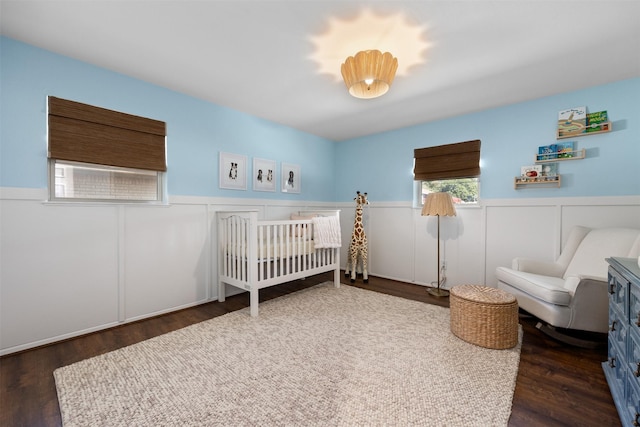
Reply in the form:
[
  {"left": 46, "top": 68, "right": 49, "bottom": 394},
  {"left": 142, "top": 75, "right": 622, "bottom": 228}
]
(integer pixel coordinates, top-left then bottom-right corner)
[
  {"left": 219, "top": 152, "right": 247, "bottom": 190},
  {"left": 281, "top": 163, "right": 300, "bottom": 194},
  {"left": 253, "top": 158, "right": 276, "bottom": 192}
]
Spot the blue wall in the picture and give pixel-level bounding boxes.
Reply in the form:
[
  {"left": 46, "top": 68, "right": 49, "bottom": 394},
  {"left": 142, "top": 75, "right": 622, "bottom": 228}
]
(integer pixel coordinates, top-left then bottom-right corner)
[
  {"left": 0, "top": 37, "right": 337, "bottom": 201},
  {"left": 336, "top": 78, "right": 640, "bottom": 201},
  {"left": 2, "top": 36, "right": 639, "bottom": 203}
]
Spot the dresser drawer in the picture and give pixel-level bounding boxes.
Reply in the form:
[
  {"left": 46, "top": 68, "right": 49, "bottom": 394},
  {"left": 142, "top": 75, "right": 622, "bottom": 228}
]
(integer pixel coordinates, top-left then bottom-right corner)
[
  {"left": 627, "top": 375, "right": 640, "bottom": 427},
  {"left": 609, "top": 266, "right": 628, "bottom": 319},
  {"left": 629, "top": 330, "right": 640, "bottom": 388},
  {"left": 630, "top": 283, "right": 640, "bottom": 333},
  {"left": 610, "top": 304, "right": 628, "bottom": 360},
  {"left": 606, "top": 335, "right": 627, "bottom": 394}
]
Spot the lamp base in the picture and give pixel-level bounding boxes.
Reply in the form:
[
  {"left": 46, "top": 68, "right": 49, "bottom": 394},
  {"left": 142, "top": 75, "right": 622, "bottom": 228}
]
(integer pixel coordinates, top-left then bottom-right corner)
[{"left": 427, "top": 287, "right": 450, "bottom": 298}]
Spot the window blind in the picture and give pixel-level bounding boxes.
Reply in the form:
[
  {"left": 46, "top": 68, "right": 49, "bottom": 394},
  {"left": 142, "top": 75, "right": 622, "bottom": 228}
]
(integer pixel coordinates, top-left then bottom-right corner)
[
  {"left": 413, "top": 139, "right": 481, "bottom": 181},
  {"left": 48, "top": 96, "right": 167, "bottom": 172}
]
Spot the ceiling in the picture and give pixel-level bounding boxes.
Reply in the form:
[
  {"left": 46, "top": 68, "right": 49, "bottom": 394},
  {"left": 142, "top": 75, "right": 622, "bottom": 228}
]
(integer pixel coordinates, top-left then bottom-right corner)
[{"left": 2, "top": 1, "right": 639, "bottom": 142}]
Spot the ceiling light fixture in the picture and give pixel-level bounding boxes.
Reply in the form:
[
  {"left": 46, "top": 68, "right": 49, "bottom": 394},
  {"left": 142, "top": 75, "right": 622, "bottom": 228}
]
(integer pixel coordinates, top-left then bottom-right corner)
[{"left": 341, "top": 50, "right": 398, "bottom": 99}]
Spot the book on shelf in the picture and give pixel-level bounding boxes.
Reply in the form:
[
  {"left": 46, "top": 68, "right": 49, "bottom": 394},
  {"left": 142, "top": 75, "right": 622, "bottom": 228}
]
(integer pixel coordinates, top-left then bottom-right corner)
[
  {"left": 517, "top": 164, "right": 558, "bottom": 183},
  {"left": 540, "top": 163, "right": 558, "bottom": 178},
  {"left": 556, "top": 141, "right": 575, "bottom": 158},
  {"left": 557, "top": 106, "right": 587, "bottom": 137},
  {"left": 586, "top": 110, "right": 609, "bottom": 133},
  {"left": 521, "top": 165, "right": 542, "bottom": 178},
  {"left": 538, "top": 144, "right": 558, "bottom": 160}
]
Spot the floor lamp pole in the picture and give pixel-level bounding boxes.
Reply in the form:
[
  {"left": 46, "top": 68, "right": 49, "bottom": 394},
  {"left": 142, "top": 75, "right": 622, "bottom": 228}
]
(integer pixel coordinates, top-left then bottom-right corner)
[
  {"left": 437, "top": 214, "right": 441, "bottom": 288},
  {"left": 428, "top": 214, "right": 449, "bottom": 297}
]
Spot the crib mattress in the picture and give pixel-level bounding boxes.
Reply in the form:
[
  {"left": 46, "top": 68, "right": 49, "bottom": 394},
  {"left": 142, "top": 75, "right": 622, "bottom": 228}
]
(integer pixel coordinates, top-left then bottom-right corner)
[{"left": 225, "top": 239, "right": 317, "bottom": 259}]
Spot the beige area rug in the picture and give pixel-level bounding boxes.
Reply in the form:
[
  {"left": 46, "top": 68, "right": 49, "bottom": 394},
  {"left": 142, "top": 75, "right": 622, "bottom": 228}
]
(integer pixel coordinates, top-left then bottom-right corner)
[{"left": 55, "top": 283, "right": 522, "bottom": 427}]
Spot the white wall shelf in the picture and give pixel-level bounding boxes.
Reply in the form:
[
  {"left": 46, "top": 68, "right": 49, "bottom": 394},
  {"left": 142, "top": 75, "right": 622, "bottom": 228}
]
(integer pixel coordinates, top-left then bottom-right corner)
[
  {"left": 514, "top": 176, "right": 561, "bottom": 189},
  {"left": 557, "top": 121, "right": 612, "bottom": 139},
  {"left": 535, "top": 148, "right": 586, "bottom": 163}
]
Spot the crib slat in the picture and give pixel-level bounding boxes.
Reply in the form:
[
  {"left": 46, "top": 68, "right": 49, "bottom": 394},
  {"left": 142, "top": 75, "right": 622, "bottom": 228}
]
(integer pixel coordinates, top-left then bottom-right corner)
[
  {"left": 298, "top": 224, "right": 303, "bottom": 272},
  {"left": 257, "top": 225, "right": 263, "bottom": 281},
  {"left": 268, "top": 224, "right": 271, "bottom": 280},
  {"left": 268, "top": 225, "right": 272, "bottom": 279},
  {"left": 277, "top": 224, "right": 284, "bottom": 278},
  {"left": 297, "top": 224, "right": 302, "bottom": 273},
  {"left": 227, "top": 216, "right": 233, "bottom": 279},
  {"left": 242, "top": 216, "right": 248, "bottom": 281},
  {"left": 234, "top": 216, "right": 239, "bottom": 280},
  {"left": 232, "top": 216, "right": 237, "bottom": 280}
]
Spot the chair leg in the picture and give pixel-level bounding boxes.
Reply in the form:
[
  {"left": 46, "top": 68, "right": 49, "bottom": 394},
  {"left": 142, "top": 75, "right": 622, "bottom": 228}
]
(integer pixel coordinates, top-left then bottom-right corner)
[{"left": 535, "top": 322, "right": 605, "bottom": 349}]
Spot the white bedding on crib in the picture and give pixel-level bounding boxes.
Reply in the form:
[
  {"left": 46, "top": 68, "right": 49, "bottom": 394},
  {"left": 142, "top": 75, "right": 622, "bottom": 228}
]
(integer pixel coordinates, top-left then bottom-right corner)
[{"left": 312, "top": 216, "right": 341, "bottom": 248}]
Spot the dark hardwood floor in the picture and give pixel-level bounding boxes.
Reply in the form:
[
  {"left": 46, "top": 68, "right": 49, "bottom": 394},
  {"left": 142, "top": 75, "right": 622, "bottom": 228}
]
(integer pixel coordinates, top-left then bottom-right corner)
[{"left": 1, "top": 272, "right": 620, "bottom": 426}]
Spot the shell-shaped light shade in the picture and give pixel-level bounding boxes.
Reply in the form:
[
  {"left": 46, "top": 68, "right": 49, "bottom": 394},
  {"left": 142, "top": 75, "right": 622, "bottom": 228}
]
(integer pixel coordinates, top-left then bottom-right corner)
[
  {"left": 421, "top": 192, "right": 457, "bottom": 217},
  {"left": 341, "top": 50, "right": 398, "bottom": 99}
]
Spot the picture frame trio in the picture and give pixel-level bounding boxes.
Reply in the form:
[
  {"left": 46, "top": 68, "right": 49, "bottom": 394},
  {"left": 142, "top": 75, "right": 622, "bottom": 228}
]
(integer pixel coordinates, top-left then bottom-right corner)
[{"left": 219, "top": 152, "right": 300, "bottom": 193}]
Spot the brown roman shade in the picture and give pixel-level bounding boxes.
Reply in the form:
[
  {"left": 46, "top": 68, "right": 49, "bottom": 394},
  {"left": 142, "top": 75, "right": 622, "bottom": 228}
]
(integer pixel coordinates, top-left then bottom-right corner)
[
  {"left": 48, "top": 96, "right": 167, "bottom": 172},
  {"left": 413, "top": 139, "right": 481, "bottom": 181}
]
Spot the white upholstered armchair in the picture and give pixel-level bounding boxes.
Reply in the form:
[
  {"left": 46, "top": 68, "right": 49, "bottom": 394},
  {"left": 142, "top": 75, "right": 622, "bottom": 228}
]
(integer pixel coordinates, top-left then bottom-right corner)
[{"left": 496, "top": 226, "right": 640, "bottom": 337}]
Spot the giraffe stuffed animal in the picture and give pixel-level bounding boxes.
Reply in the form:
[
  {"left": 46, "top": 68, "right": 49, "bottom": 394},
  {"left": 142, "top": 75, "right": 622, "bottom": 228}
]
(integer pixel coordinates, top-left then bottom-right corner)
[{"left": 345, "top": 191, "right": 369, "bottom": 283}]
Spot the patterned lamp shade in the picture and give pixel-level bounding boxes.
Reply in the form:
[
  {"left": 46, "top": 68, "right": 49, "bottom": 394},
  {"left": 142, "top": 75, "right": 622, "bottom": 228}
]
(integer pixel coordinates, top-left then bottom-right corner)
[{"left": 421, "top": 192, "right": 457, "bottom": 217}]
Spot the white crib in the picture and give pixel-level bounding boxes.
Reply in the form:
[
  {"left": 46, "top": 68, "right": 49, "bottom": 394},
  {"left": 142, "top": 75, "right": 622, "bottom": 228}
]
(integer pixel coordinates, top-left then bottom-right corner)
[{"left": 217, "top": 210, "right": 341, "bottom": 316}]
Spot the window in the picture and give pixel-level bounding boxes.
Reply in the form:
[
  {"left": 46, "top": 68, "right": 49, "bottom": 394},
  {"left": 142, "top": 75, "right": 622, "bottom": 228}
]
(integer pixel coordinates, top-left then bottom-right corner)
[
  {"left": 50, "top": 161, "right": 162, "bottom": 201},
  {"left": 413, "top": 140, "right": 481, "bottom": 206},
  {"left": 419, "top": 178, "right": 479, "bottom": 205},
  {"left": 47, "top": 96, "right": 166, "bottom": 203}
]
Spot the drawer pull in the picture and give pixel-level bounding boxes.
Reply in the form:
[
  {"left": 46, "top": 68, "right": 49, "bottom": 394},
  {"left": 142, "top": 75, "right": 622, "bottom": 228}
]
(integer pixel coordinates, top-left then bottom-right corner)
[
  {"left": 636, "top": 313, "right": 640, "bottom": 327},
  {"left": 609, "top": 280, "right": 616, "bottom": 294},
  {"left": 634, "top": 412, "right": 640, "bottom": 426},
  {"left": 609, "top": 357, "right": 616, "bottom": 368},
  {"left": 610, "top": 321, "right": 617, "bottom": 332},
  {"left": 635, "top": 362, "right": 640, "bottom": 377}
]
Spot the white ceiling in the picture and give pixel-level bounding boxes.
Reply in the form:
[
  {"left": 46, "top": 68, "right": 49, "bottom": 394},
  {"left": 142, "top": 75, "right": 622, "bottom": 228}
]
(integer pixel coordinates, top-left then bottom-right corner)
[{"left": 2, "top": 0, "right": 639, "bottom": 141}]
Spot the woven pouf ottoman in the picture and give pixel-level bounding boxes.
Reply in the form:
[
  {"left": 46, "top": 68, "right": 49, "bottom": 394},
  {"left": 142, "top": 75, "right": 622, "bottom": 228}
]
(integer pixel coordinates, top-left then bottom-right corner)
[{"left": 449, "top": 285, "right": 519, "bottom": 349}]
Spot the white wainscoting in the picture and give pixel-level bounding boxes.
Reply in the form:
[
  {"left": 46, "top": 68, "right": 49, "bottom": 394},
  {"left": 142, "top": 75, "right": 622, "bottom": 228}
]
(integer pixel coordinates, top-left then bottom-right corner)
[
  {"left": 1, "top": 187, "right": 639, "bottom": 355},
  {"left": 484, "top": 198, "right": 640, "bottom": 288},
  {"left": 122, "top": 204, "right": 210, "bottom": 321},
  {"left": 340, "top": 196, "right": 640, "bottom": 292},
  {"left": 1, "top": 193, "right": 121, "bottom": 354}
]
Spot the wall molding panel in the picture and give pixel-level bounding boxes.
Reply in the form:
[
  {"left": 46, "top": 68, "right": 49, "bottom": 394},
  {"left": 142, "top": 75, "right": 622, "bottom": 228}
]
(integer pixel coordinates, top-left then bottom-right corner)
[{"left": 2, "top": 187, "right": 639, "bottom": 355}]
